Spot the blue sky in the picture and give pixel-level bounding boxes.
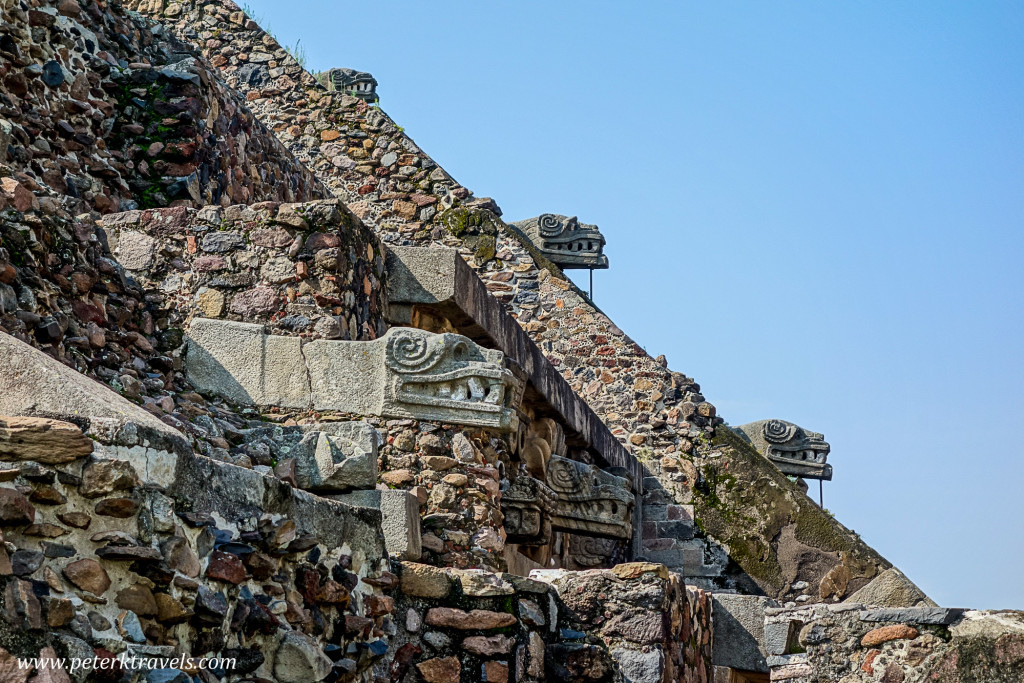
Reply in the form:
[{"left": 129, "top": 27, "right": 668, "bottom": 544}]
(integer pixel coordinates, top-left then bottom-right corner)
[{"left": 245, "top": 1, "right": 1024, "bottom": 609}]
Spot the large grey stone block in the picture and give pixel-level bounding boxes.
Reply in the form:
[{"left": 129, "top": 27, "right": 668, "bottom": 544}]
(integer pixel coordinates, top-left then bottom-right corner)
[
  {"left": 611, "top": 646, "right": 664, "bottom": 683},
  {"left": 291, "top": 422, "right": 378, "bottom": 492},
  {"left": 712, "top": 594, "right": 779, "bottom": 672},
  {"left": 845, "top": 567, "right": 936, "bottom": 608},
  {"left": 184, "top": 318, "right": 310, "bottom": 408},
  {"left": 306, "top": 327, "right": 521, "bottom": 431},
  {"left": 336, "top": 489, "right": 421, "bottom": 561},
  {"left": 859, "top": 607, "right": 965, "bottom": 625}
]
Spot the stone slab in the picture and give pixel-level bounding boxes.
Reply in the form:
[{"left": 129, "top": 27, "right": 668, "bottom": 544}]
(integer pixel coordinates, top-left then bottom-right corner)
[
  {"left": 336, "top": 489, "right": 421, "bottom": 561},
  {"left": 184, "top": 318, "right": 310, "bottom": 409},
  {"left": 859, "top": 607, "right": 966, "bottom": 625},
  {"left": 712, "top": 594, "right": 779, "bottom": 672},
  {"left": 0, "top": 331, "right": 189, "bottom": 455}
]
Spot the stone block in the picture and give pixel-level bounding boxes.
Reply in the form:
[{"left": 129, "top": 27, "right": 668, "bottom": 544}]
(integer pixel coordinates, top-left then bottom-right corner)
[
  {"left": 859, "top": 607, "right": 965, "bottom": 626},
  {"left": 306, "top": 327, "right": 521, "bottom": 431},
  {"left": 712, "top": 594, "right": 779, "bottom": 672},
  {"left": 656, "top": 520, "right": 695, "bottom": 540},
  {"left": 642, "top": 504, "right": 667, "bottom": 521},
  {"left": 184, "top": 318, "right": 310, "bottom": 408},
  {"left": 643, "top": 548, "right": 684, "bottom": 568},
  {"left": 764, "top": 620, "right": 799, "bottom": 656},
  {"left": 610, "top": 647, "right": 663, "bottom": 683},
  {"left": 292, "top": 422, "right": 378, "bottom": 492},
  {"left": 336, "top": 489, "right": 421, "bottom": 560},
  {"left": 845, "top": 568, "right": 936, "bottom": 608}
]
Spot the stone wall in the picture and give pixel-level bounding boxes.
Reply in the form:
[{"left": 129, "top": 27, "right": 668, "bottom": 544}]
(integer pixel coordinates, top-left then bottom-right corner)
[
  {"left": 763, "top": 604, "right": 1024, "bottom": 682},
  {"left": 0, "top": 198, "right": 386, "bottom": 464},
  {"left": 0, "top": 333, "right": 395, "bottom": 683},
  {"left": 99, "top": 200, "right": 387, "bottom": 342},
  {"left": 389, "top": 561, "right": 714, "bottom": 683},
  {"left": 0, "top": 0, "right": 327, "bottom": 218}
]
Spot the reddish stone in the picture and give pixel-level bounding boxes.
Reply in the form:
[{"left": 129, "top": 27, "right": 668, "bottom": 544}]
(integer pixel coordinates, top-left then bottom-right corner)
[
  {"left": 483, "top": 661, "right": 509, "bottom": 683},
  {"left": 303, "top": 232, "right": 341, "bottom": 252},
  {"left": 206, "top": 550, "right": 247, "bottom": 584},
  {"left": 0, "top": 489, "right": 35, "bottom": 525},
  {"left": 250, "top": 228, "right": 293, "bottom": 247},
  {"left": 861, "top": 624, "right": 919, "bottom": 648},
  {"left": 417, "top": 657, "right": 460, "bottom": 683},
  {"left": 229, "top": 287, "right": 279, "bottom": 317},
  {"left": 193, "top": 255, "right": 227, "bottom": 271},
  {"left": 94, "top": 498, "right": 139, "bottom": 518},
  {"left": 425, "top": 607, "right": 516, "bottom": 630},
  {"left": 63, "top": 559, "right": 110, "bottom": 595},
  {"left": 365, "top": 595, "right": 394, "bottom": 617}
]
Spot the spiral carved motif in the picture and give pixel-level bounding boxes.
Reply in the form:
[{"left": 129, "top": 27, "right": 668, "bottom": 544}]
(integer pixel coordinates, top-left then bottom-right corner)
[
  {"left": 546, "top": 457, "right": 584, "bottom": 493},
  {"left": 386, "top": 330, "right": 444, "bottom": 374},
  {"left": 763, "top": 419, "right": 797, "bottom": 444},
  {"left": 537, "top": 214, "right": 564, "bottom": 238}
]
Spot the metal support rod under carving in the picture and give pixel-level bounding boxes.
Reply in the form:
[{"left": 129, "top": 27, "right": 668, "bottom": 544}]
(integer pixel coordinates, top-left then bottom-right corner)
[
  {"left": 819, "top": 479, "right": 824, "bottom": 508},
  {"left": 589, "top": 269, "right": 594, "bottom": 300}
]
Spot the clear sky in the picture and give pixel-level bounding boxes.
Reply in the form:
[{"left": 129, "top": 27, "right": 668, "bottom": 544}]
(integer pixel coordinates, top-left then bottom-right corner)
[{"left": 244, "top": 0, "right": 1024, "bottom": 609}]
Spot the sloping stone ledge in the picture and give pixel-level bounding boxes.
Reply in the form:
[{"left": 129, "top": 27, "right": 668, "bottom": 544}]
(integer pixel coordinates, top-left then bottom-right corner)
[
  {"left": 0, "top": 331, "right": 191, "bottom": 456},
  {"left": 385, "top": 246, "right": 640, "bottom": 486},
  {"left": 184, "top": 318, "right": 523, "bottom": 432}
]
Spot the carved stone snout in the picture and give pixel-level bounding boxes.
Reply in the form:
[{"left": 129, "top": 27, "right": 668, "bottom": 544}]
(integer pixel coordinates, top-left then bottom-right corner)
[
  {"left": 184, "top": 319, "right": 523, "bottom": 431},
  {"left": 502, "top": 455, "right": 634, "bottom": 544},
  {"left": 512, "top": 214, "right": 609, "bottom": 270},
  {"left": 733, "top": 419, "right": 832, "bottom": 481}
]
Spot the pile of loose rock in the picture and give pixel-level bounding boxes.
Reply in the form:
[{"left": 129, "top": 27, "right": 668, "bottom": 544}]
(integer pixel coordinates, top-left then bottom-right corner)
[{"left": 0, "top": 0, "right": 327, "bottom": 218}]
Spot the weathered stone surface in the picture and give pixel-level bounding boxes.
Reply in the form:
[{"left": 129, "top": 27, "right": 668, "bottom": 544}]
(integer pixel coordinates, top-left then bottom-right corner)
[
  {"left": 859, "top": 607, "right": 965, "bottom": 625},
  {"left": 113, "top": 230, "right": 157, "bottom": 270},
  {"left": 63, "top": 559, "right": 110, "bottom": 595},
  {"left": 0, "top": 417, "right": 93, "bottom": 463},
  {"left": 455, "top": 569, "right": 515, "bottom": 597},
  {"left": 0, "top": 332, "right": 188, "bottom": 455},
  {"left": 846, "top": 568, "right": 936, "bottom": 608},
  {"left": 207, "top": 550, "right": 247, "bottom": 584},
  {"left": 425, "top": 607, "right": 516, "bottom": 630},
  {"left": 610, "top": 647, "right": 663, "bottom": 683},
  {"left": 462, "top": 635, "right": 514, "bottom": 656},
  {"left": 116, "top": 585, "right": 158, "bottom": 617},
  {"left": 398, "top": 562, "right": 451, "bottom": 598},
  {"left": 80, "top": 460, "right": 139, "bottom": 498},
  {"left": 293, "top": 423, "right": 378, "bottom": 492},
  {"left": 482, "top": 660, "right": 509, "bottom": 683},
  {"left": 274, "top": 632, "right": 332, "bottom": 683}
]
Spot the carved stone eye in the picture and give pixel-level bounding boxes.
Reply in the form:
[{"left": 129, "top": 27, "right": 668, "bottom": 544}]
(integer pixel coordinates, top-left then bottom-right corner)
[{"left": 762, "top": 420, "right": 797, "bottom": 444}]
